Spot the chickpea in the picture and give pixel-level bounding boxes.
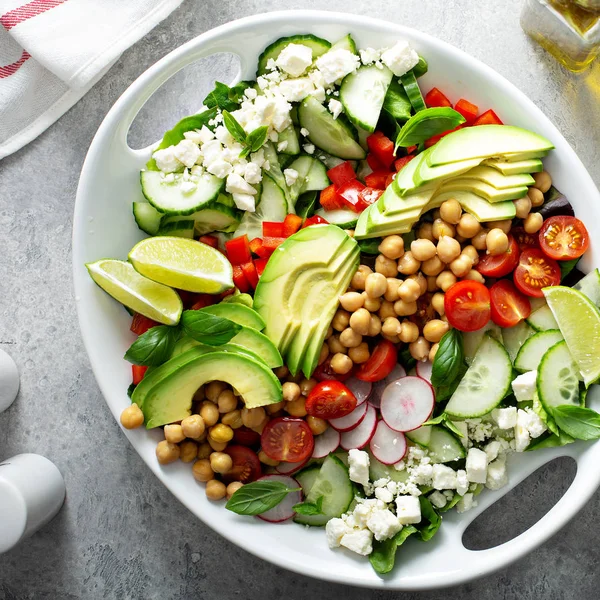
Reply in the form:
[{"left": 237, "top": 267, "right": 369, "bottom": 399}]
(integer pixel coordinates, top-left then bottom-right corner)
[
  {"left": 462, "top": 245, "right": 479, "bottom": 264},
  {"left": 217, "top": 390, "right": 238, "bottom": 414},
  {"left": 488, "top": 220, "right": 513, "bottom": 235},
  {"left": 339, "top": 291, "right": 364, "bottom": 312},
  {"left": 384, "top": 278, "right": 401, "bottom": 302},
  {"left": 365, "top": 272, "right": 388, "bottom": 298},
  {"left": 192, "top": 458, "right": 214, "bottom": 482},
  {"left": 274, "top": 365, "right": 289, "bottom": 379},
  {"left": 325, "top": 326, "right": 333, "bottom": 338},
  {"left": 339, "top": 327, "right": 363, "bottom": 348},
  {"left": 249, "top": 415, "right": 269, "bottom": 435},
  {"left": 432, "top": 218, "right": 456, "bottom": 240},
  {"left": 156, "top": 440, "right": 180, "bottom": 465},
  {"left": 409, "top": 272, "right": 428, "bottom": 296},
  {"left": 436, "top": 270, "right": 457, "bottom": 292},
  {"left": 417, "top": 222, "right": 435, "bottom": 242},
  {"left": 179, "top": 440, "right": 198, "bottom": 463},
  {"left": 318, "top": 343, "right": 329, "bottom": 365},
  {"left": 514, "top": 196, "right": 532, "bottom": 219},
  {"left": 307, "top": 416, "right": 328, "bottom": 436},
  {"left": 410, "top": 239, "right": 437, "bottom": 262},
  {"left": 429, "top": 343, "right": 440, "bottom": 362},
  {"left": 455, "top": 234, "right": 467, "bottom": 244},
  {"left": 486, "top": 228, "right": 509, "bottom": 256},
  {"left": 120, "top": 404, "right": 144, "bottom": 429},
  {"left": 378, "top": 235, "right": 405, "bottom": 259},
  {"left": 367, "top": 314, "right": 382, "bottom": 337},
  {"left": 409, "top": 336, "right": 431, "bottom": 361},
  {"left": 206, "top": 480, "right": 227, "bottom": 501},
  {"left": 427, "top": 275, "right": 439, "bottom": 292},
  {"left": 349, "top": 308, "right": 371, "bottom": 335},
  {"left": 282, "top": 381, "right": 301, "bottom": 402},
  {"left": 383, "top": 334, "right": 401, "bottom": 343},
  {"left": 182, "top": 414, "right": 206, "bottom": 439},
  {"left": 450, "top": 254, "right": 473, "bottom": 278},
  {"left": 397, "top": 251, "right": 421, "bottom": 275},
  {"left": 331, "top": 309, "right": 350, "bottom": 332},
  {"left": 398, "top": 278, "right": 421, "bottom": 303},
  {"left": 226, "top": 481, "right": 244, "bottom": 499},
  {"left": 421, "top": 256, "right": 445, "bottom": 277},
  {"left": 524, "top": 212, "right": 543, "bottom": 234},
  {"left": 351, "top": 265, "right": 373, "bottom": 290},
  {"left": 258, "top": 449, "right": 280, "bottom": 466},
  {"left": 199, "top": 402, "right": 219, "bottom": 428},
  {"left": 379, "top": 300, "right": 396, "bottom": 320},
  {"left": 197, "top": 442, "right": 212, "bottom": 459},
  {"left": 266, "top": 401, "right": 284, "bottom": 415},
  {"left": 300, "top": 378, "right": 317, "bottom": 396},
  {"left": 328, "top": 335, "right": 347, "bottom": 355},
  {"left": 206, "top": 381, "right": 227, "bottom": 402},
  {"left": 209, "top": 423, "right": 234, "bottom": 444},
  {"left": 471, "top": 230, "right": 488, "bottom": 251},
  {"left": 528, "top": 187, "right": 544, "bottom": 207},
  {"left": 210, "top": 451, "right": 233, "bottom": 474},
  {"left": 436, "top": 236, "right": 461, "bottom": 263},
  {"left": 349, "top": 342, "right": 370, "bottom": 364},
  {"left": 533, "top": 170, "right": 552, "bottom": 193},
  {"left": 432, "top": 292, "right": 445, "bottom": 315},
  {"left": 394, "top": 299, "right": 418, "bottom": 316},
  {"left": 221, "top": 409, "right": 243, "bottom": 429},
  {"left": 423, "top": 319, "right": 450, "bottom": 343},
  {"left": 208, "top": 438, "right": 228, "bottom": 452},
  {"left": 362, "top": 293, "right": 382, "bottom": 312},
  {"left": 457, "top": 213, "right": 481, "bottom": 239},
  {"left": 382, "top": 317, "right": 402, "bottom": 337},
  {"left": 164, "top": 424, "right": 186, "bottom": 444},
  {"left": 241, "top": 407, "right": 266, "bottom": 429},
  {"left": 375, "top": 254, "right": 399, "bottom": 278},
  {"left": 399, "top": 320, "right": 420, "bottom": 343},
  {"left": 331, "top": 353, "right": 353, "bottom": 374},
  {"left": 440, "top": 199, "right": 462, "bottom": 224},
  {"left": 464, "top": 269, "right": 485, "bottom": 283}
]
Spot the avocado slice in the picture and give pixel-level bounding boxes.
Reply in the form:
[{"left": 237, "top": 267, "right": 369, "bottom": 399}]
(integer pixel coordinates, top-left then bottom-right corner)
[
  {"left": 412, "top": 148, "right": 483, "bottom": 190},
  {"left": 133, "top": 347, "right": 282, "bottom": 427},
  {"left": 383, "top": 183, "right": 436, "bottom": 215},
  {"left": 458, "top": 166, "right": 535, "bottom": 189},
  {"left": 483, "top": 158, "right": 543, "bottom": 175},
  {"left": 199, "top": 303, "right": 265, "bottom": 330},
  {"left": 438, "top": 179, "right": 528, "bottom": 202},
  {"left": 426, "top": 191, "right": 516, "bottom": 222}
]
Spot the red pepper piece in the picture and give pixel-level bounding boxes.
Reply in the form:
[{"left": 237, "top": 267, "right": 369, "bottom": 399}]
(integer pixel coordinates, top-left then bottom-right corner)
[
  {"left": 319, "top": 184, "right": 345, "bottom": 211},
  {"left": 198, "top": 235, "right": 218, "bottom": 248},
  {"left": 261, "top": 236, "right": 287, "bottom": 251},
  {"left": 130, "top": 314, "right": 159, "bottom": 336},
  {"left": 240, "top": 261, "right": 259, "bottom": 289},
  {"left": 283, "top": 214, "right": 303, "bottom": 237},
  {"left": 454, "top": 98, "right": 479, "bottom": 124},
  {"left": 225, "top": 235, "right": 252, "bottom": 265},
  {"left": 364, "top": 170, "right": 389, "bottom": 190},
  {"left": 190, "top": 294, "right": 217, "bottom": 311},
  {"left": 425, "top": 125, "right": 464, "bottom": 148},
  {"left": 132, "top": 365, "right": 148, "bottom": 385},
  {"left": 394, "top": 155, "right": 415, "bottom": 172},
  {"left": 249, "top": 237, "right": 263, "bottom": 255},
  {"left": 302, "top": 215, "right": 329, "bottom": 228},
  {"left": 425, "top": 87, "right": 452, "bottom": 108},
  {"left": 406, "top": 145, "right": 417, "bottom": 154},
  {"left": 366, "top": 153, "right": 384, "bottom": 171},
  {"left": 326, "top": 161, "right": 356, "bottom": 187},
  {"left": 338, "top": 180, "right": 368, "bottom": 212},
  {"left": 262, "top": 222, "right": 284, "bottom": 238},
  {"left": 358, "top": 187, "right": 383, "bottom": 206},
  {"left": 366, "top": 132, "right": 395, "bottom": 169},
  {"left": 385, "top": 172, "right": 396, "bottom": 188},
  {"left": 254, "top": 258, "right": 269, "bottom": 277},
  {"left": 232, "top": 264, "right": 250, "bottom": 292},
  {"left": 473, "top": 109, "right": 503, "bottom": 126}
]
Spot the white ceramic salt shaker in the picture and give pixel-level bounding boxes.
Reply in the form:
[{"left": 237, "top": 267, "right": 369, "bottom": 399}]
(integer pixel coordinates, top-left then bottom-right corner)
[
  {"left": 0, "top": 348, "right": 19, "bottom": 413},
  {"left": 0, "top": 454, "right": 66, "bottom": 553}
]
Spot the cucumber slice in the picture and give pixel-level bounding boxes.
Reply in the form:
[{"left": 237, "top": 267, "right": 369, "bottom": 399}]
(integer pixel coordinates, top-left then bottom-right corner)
[
  {"left": 295, "top": 464, "right": 321, "bottom": 495},
  {"left": 537, "top": 340, "right": 581, "bottom": 413},
  {"left": 141, "top": 170, "right": 224, "bottom": 215},
  {"left": 400, "top": 71, "right": 426, "bottom": 112},
  {"left": 186, "top": 205, "right": 240, "bottom": 235},
  {"left": 368, "top": 452, "right": 409, "bottom": 483},
  {"left": 277, "top": 124, "right": 300, "bottom": 155},
  {"left": 315, "top": 150, "right": 357, "bottom": 170},
  {"left": 294, "top": 455, "right": 353, "bottom": 526},
  {"left": 574, "top": 269, "right": 600, "bottom": 308},
  {"left": 514, "top": 329, "right": 564, "bottom": 372},
  {"left": 445, "top": 335, "right": 512, "bottom": 418},
  {"left": 156, "top": 219, "right": 195, "bottom": 238},
  {"left": 287, "top": 155, "right": 330, "bottom": 204},
  {"left": 502, "top": 320, "right": 534, "bottom": 363},
  {"left": 339, "top": 65, "right": 394, "bottom": 132},
  {"left": 526, "top": 304, "right": 559, "bottom": 331},
  {"left": 463, "top": 321, "right": 502, "bottom": 365},
  {"left": 413, "top": 56, "right": 428, "bottom": 78},
  {"left": 314, "top": 208, "right": 358, "bottom": 228},
  {"left": 331, "top": 34, "right": 358, "bottom": 54},
  {"left": 262, "top": 142, "right": 290, "bottom": 206},
  {"left": 215, "top": 192, "right": 235, "bottom": 208},
  {"left": 405, "top": 425, "right": 432, "bottom": 447},
  {"left": 427, "top": 426, "right": 466, "bottom": 463},
  {"left": 257, "top": 34, "right": 331, "bottom": 75},
  {"left": 133, "top": 201, "right": 163, "bottom": 235},
  {"left": 298, "top": 96, "right": 366, "bottom": 160}
]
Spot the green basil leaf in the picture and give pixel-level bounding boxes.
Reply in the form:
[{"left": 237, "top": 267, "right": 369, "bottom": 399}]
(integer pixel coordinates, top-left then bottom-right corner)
[
  {"left": 295, "top": 190, "right": 319, "bottom": 219},
  {"left": 532, "top": 393, "right": 559, "bottom": 437},
  {"left": 357, "top": 238, "right": 383, "bottom": 255},
  {"left": 438, "top": 492, "right": 461, "bottom": 513},
  {"left": 228, "top": 80, "right": 255, "bottom": 104},
  {"left": 395, "top": 107, "right": 466, "bottom": 148},
  {"left": 560, "top": 258, "right": 580, "bottom": 281},
  {"left": 181, "top": 311, "right": 242, "bottom": 346},
  {"left": 421, "top": 414, "right": 445, "bottom": 426},
  {"left": 417, "top": 496, "right": 442, "bottom": 541},
  {"left": 222, "top": 110, "right": 247, "bottom": 145},
  {"left": 124, "top": 325, "right": 179, "bottom": 366},
  {"left": 127, "top": 383, "right": 137, "bottom": 398},
  {"left": 443, "top": 418, "right": 465, "bottom": 438},
  {"left": 527, "top": 429, "right": 575, "bottom": 451},
  {"left": 247, "top": 125, "right": 269, "bottom": 152},
  {"left": 293, "top": 496, "right": 324, "bottom": 516},
  {"left": 431, "top": 329, "right": 464, "bottom": 388},
  {"left": 398, "top": 347, "right": 417, "bottom": 372},
  {"left": 382, "top": 79, "right": 412, "bottom": 122},
  {"left": 369, "top": 525, "right": 418, "bottom": 574},
  {"left": 239, "top": 145, "right": 251, "bottom": 159},
  {"left": 549, "top": 405, "right": 600, "bottom": 440},
  {"left": 203, "top": 81, "right": 240, "bottom": 112},
  {"left": 225, "top": 480, "right": 300, "bottom": 515}
]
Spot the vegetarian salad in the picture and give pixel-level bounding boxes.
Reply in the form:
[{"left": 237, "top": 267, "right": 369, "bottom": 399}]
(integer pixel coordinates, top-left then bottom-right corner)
[{"left": 86, "top": 32, "right": 600, "bottom": 575}]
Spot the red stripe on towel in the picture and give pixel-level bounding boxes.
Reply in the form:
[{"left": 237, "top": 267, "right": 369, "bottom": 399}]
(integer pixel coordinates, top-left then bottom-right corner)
[
  {"left": 1, "top": 0, "right": 68, "bottom": 31},
  {"left": 0, "top": 50, "right": 31, "bottom": 78}
]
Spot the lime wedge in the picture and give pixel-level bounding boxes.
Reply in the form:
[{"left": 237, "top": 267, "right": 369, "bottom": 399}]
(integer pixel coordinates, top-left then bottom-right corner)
[
  {"left": 128, "top": 236, "right": 233, "bottom": 294},
  {"left": 544, "top": 285, "right": 600, "bottom": 385},
  {"left": 86, "top": 259, "right": 182, "bottom": 325}
]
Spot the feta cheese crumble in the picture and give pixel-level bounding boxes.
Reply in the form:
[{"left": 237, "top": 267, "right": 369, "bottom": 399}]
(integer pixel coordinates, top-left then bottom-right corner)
[
  {"left": 511, "top": 371, "right": 538, "bottom": 402},
  {"left": 348, "top": 449, "right": 370, "bottom": 486},
  {"left": 275, "top": 43, "right": 313, "bottom": 77},
  {"left": 395, "top": 495, "right": 421, "bottom": 525},
  {"left": 380, "top": 40, "right": 420, "bottom": 77},
  {"left": 315, "top": 49, "right": 360, "bottom": 85},
  {"left": 328, "top": 98, "right": 343, "bottom": 119},
  {"left": 466, "top": 448, "right": 488, "bottom": 484}
]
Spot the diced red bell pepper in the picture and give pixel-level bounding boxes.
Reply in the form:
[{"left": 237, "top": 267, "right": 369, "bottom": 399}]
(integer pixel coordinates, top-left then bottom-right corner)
[
  {"left": 366, "top": 132, "right": 395, "bottom": 169},
  {"left": 338, "top": 179, "right": 368, "bottom": 212},
  {"left": 454, "top": 98, "right": 479, "bottom": 124},
  {"left": 130, "top": 314, "right": 159, "bottom": 336},
  {"left": 262, "top": 222, "right": 284, "bottom": 238},
  {"left": 254, "top": 258, "right": 269, "bottom": 277},
  {"left": 327, "top": 161, "right": 356, "bottom": 187},
  {"left": 190, "top": 293, "right": 217, "bottom": 311},
  {"left": 232, "top": 264, "right": 250, "bottom": 292},
  {"left": 358, "top": 187, "right": 383, "bottom": 206},
  {"left": 406, "top": 145, "right": 417, "bottom": 154},
  {"left": 364, "top": 170, "right": 389, "bottom": 190},
  {"left": 425, "top": 125, "right": 464, "bottom": 148},
  {"left": 302, "top": 215, "right": 329, "bottom": 228},
  {"left": 394, "top": 155, "right": 415, "bottom": 172},
  {"left": 198, "top": 235, "right": 218, "bottom": 248},
  {"left": 319, "top": 184, "right": 345, "bottom": 211},
  {"left": 259, "top": 237, "right": 287, "bottom": 256},
  {"left": 473, "top": 109, "right": 503, "bottom": 126},
  {"left": 366, "top": 153, "right": 384, "bottom": 172},
  {"left": 385, "top": 172, "right": 396, "bottom": 188},
  {"left": 249, "top": 237, "right": 263, "bottom": 255},
  {"left": 132, "top": 365, "right": 148, "bottom": 385},
  {"left": 225, "top": 235, "right": 252, "bottom": 265},
  {"left": 425, "top": 87, "right": 452, "bottom": 108},
  {"left": 240, "top": 261, "right": 259, "bottom": 289},
  {"left": 283, "top": 214, "right": 303, "bottom": 237}
]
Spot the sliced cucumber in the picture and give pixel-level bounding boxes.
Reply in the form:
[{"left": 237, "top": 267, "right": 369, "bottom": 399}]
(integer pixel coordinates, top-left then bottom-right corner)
[
  {"left": 156, "top": 219, "right": 195, "bottom": 238},
  {"left": 262, "top": 141, "right": 290, "bottom": 206},
  {"left": 298, "top": 96, "right": 366, "bottom": 160},
  {"left": 339, "top": 65, "right": 393, "bottom": 132},
  {"left": 257, "top": 34, "right": 331, "bottom": 75},
  {"left": 514, "top": 329, "right": 563, "bottom": 372},
  {"left": 574, "top": 269, "right": 600, "bottom": 308},
  {"left": 356, "top": 126, "right": 371, "bottom": 151},
  {"left": 278, "top": 124, "right": 301, "bottom": 155},
  {"left": 185, "top": 205, "right": 240, "bottom": 235},
  {"left": 463, "top": 321, "right": 501, "bottom": 365},
  {"left": 368, "top": 452, "right": 409, "bottom": 483},
  {"left": 287, "top": 155, "right": 330, "bottom": 204},
  {"left": 526, "top": 304, "right": 559, "bottom": 331},
  {"left": 405, "top": 425, "right": 432, "bottom": 447},
  {"left": 427, "top": 426, "right": 466, "bottom": 463},
  {"left": 537, "top": 340, "right": 581, "bottom": 413},
  {"left": 294, "top": 455, "right": 353, "bottom": 526},
  {"left": 133, "top": 201, "right": 163, "bottom": 235},
  {"left": 314, "top": 208, "right": 358, "bottom": 228},
  {"left": 413, "top": 56, "right": 428, "bottom": 78},
  {"left": 215, "top": 192, "right": 235, "bottom": 208},
  {"left": 315, "top": 150, "right": 356, "bottom": 170},
  {"left": 502, "top": 320, "right": 534, "bottom": 363},
  {"left": 445, "top": 335, "right": 512, "bottom": 418},
  {"left": 331, "top": 34, "right": 358, "bottom": 54},
  {"left": 295, "top": 464, "right": 321, "bottom": 496},
  {"left": 400, "top": 71, "right": 426, "bottom": 112},
  {"left": 140, "top": 170, "right": 224, "bottom": 215}
]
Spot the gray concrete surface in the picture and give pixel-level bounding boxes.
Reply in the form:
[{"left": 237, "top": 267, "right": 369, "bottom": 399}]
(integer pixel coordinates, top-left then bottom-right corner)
[{"left": 1, "top": 1, "right": 600, "bottom": 598}]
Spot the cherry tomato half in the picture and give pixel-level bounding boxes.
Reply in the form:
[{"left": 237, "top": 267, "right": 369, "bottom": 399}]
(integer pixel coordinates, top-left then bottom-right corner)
[
  {"left": 489, "top": 279, "right": 532, "bottom": 328},
  {"left": 539, "top": 215, "right": 590, "bottom": 261},
  {"left": 514, "top": 248, "right": 561, "bottom": 297},
  {"left": 313, "top": 358, "right": 354, "bottom": 382},
  {"left": 355, "top": 340, "right": 398, "bottom": 382},
  {"left": 476, "top": 234, "right": 520, "bottom": 278},
  {"left": 223, "top": 446, "right": 262, "bottom": 483},
  {"left": 233, "top": 426, "right": 261, "bottom": 447},
  {"left": 512, "top": 227, "right": 540, "bottom": 251},
  {"left": 305, "top": 381, "right": 357, "bottom": 420},
  {"left": 260, "top": 417, "right": 314, "bottom": 463},
  {"left": 444, "top": 280, "right": 491, "bottom": 332}
]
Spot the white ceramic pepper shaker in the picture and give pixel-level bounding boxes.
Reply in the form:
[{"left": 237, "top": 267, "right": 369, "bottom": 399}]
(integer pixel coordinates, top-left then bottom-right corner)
[
  {"left": 0, "top": 454, "right": 66, "bottom": 553},
  {"left": 0, "top": 348, "right": 19, "bottom": 413}
]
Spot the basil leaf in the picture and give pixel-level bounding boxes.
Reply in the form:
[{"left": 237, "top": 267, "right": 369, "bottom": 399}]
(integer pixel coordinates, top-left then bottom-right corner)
[
  {"left": 549, "top": 405, "right": 600, "bottom": 440},
  {"left": 247, "top": 125, "right": 269, "bottom": 152},
  {"left": 181, "top": 311, "right": 241, "bottom": 346},
  {"left": 382, "top": 79, "right": 412, "bottom": 122},
  {"left": 443, "top": 418, "right": 465, "bottom": 438},
  {"left": 395, "top": 107, "right": 465, "bottom": 148},
  {"left": 369, "top": 525, "right": 418, "bottom": 574},
  {"left": 127, "top": 383, "right": 137, "bottom": 398},
  {"left": 431, "top": 329, "right": 464, "bottom": 388},
  {"left": 222, "top": 110, "right": 247, "bottom": 145},
  {"left": 417, "top": 496, "right": 442, "bottom": 541},
  {"left": 293, "top": 496, "right": 324, "bottom": 516},
  {"left": 239, "top": 145, "right": 251, "bottom": 159},
  {"left": 398, "top": 347, "right": 417, "bottom": 372},
  {"left": 203, "top": 81, "right": 240, "bottom": 112},
  {"left": 527, "top": 429, "right": 575, "bottom": 451},
  {"left": 357, "top": 238, "right": 383, "bottom": 255},
  {"left": 225, "top": 480, "right": 300, "bottom": 515},
  {"left": 295, "top": 190, "right": 319, "bottom": 219},
  {"left": 560, "top": 258, "right": 580, "bottom": 281},
  {"left": 532, "top": 393, "right": 559, "bottom": 436},
  {"left": 124, "top": 325, "right": 179, "bottom": 366},
  {"left": 438, "top": 492, "right": 461, "bottom": 513},
  {"left": 228, "top": 80, "right": 255, "bottom": 104}
]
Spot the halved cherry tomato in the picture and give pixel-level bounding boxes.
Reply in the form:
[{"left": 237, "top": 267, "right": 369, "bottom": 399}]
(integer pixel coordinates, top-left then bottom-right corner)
[
  {"left": 223, "top": 446, "right": 262, "bottom": 483},
  {"left": 132, "top": 365, "right": 147, "bottom": 385},
  {"left": 305, "top": 381, "right": 357, "bottom": 420},
  {"left": 130, "top": 313, "right": 159, "bottom": 335},
  {"left": 538, "top": 215, "right": 590, "bottom": 261},
  {"left": 489, "top": 279, "right": 531, "bottom": 328},
  {"left": 476, "top": 234, "right": 520, "bottom": 278},
  {"left": 512, "top": 227, "right": 540, "bottom": 251},
  {"left": 355, "top": 340, "right": 398, "bottom": 382},
  {"left": 260, "top": 417, "right": 314, "bottom": 462},
  {"left": 444, "top": 280, "right": 491, "bottom": 332},
  {"left": 233, "top": 426, "right": 261, "bottom": 447},
  {"left": 313, "top": 358, "right": 354, "bottom": 382},
  {"left": 514, "top": 248, "right": 561, "bottom": 297}
]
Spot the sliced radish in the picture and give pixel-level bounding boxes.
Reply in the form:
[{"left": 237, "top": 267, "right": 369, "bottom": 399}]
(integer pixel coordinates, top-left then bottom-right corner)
[
  {"left": 370, "top": 420, "right": 407, "bottom": 465},
  {"left": 380, "top": 376, "right": 435, "bottom": 433},
  {"left": 276, "top": 457, "right": 309, "bottom": 475},
  {"left": 416, "top": 360, "right": 433, "bottom": 383},
  {"left": 345, "top": 377, "right": 372, "bottom": 406},
  {"left": 340, "top": 404, "right": 377, "bottom": 450},
  {"left": 256, "top": 474, "right": 302, "bottom": 523},
  {"left": 328, "top": 400, "right": 368, "bottom": 432},
  {"left": 312, "top": 426, "right": 341, "bottom": 458},
  {"left": 370, "top": 364, "right": 407, "bottom": 408}
]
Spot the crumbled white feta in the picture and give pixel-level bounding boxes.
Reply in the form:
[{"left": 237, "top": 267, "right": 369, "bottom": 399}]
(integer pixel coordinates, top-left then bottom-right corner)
[
  {"left": 163, "top": 173, "right": 175, "bottom": 183},
  {"left": 243, "top": 162, "right": 262, "bottom": 185},
  {"left": 492, "top": 407, "right": 518, "bottom": 430},
  {"left": 524, "top": 407, "right": 547, "bottom": 439},
  {"left": 197, "top": 125, "right": 215, "bottom": 144},
  {"left": 432, "top": 464, "right": 457, "bottom": 490},
  {"left": 250, "top": 148, "right": 266, "bottom": 168},
  {"left": 232, "top": 193, "right": 256, "bottom": 212},
  {"left": 466, "top": 418, "right": 495, "bottom": 443},
  {"left": 244, "top": 87, "right": 258, "bottom": 100},
  {"left": 315, "top": 49, "right": 360, "bottom": 84},
  {"left": 484, "top": 440, "right": 502, "bottom": 463},
  {"left": 360, "top": 47, "right": 382, "bottom": 65},
  {"left": 456, "top": 493, "right": 477, "bottom": 514},
  {"left": 276, "top": 43, "right": 313, "bottom": 77},
  {"left": 512, "top": 371, "right": 538, "bottom": 402},
  {"left": 325, "top": 517, "right": 351, "bottom": 548},
  {"left": 429, "top": 491, "right": 448, "bottom": 509},
  {"left": 486, "top": 457, "right": 508, "bottom": 490},
  {"left": 348, "top": 449, "right": 370, "bottom": 487},
  {"left": 277, "top": 140, "right": 288, "bottom": 153},
  {"left": 190, "top": 165, "right": 204, "bottom": 177},
  {"left": 277, "top": 77, "right": 315, "bottom": 102},
  {"left": 395, "top": 495, "right": 422, "bottom": 525},
  {"left": 367, "top": 508, "right": 402, "bottom": 541},
  {"left": 340, "top": 529, "right": 373, "bottom": 555},
  {"left": 374, "top": 486, "right": 394, "bottom": 504},
  {"left": 300, "top": 127, "right": 310, "bottom": 137},
  {"left": 514, "top": 409, "right": 531, "bottom": 452},
  {"left": 153, "top": 147, "right": 182, "bottom": 173},
  {"left": 226, "top": 173, "right": 257, "bottom": 196},
  {"left": 284, "top": 168, "right": 299, "bottom": 188},
  {"left": 411, "top": 462, "right": 433, "bottom": 486},
  {"left": 328, "top": 98, "right": 343, "bottom": 119},
  {"left": 201, "top": 139, "right": 223, "bottom": 164},
  {"left": 380, "top": 40, "right": 419, "bottom": 77},
  {"left": 206, "top": 159, "right": 232, "bottom": 179},
  {"left": 456, "top": 469, "right": 469, "bottom": 496},
  {"left": 179, "top": 181, "right": 197, "bottom": 194},
  {"left": 256, "top": 76, "right": 269, "bottom": 90},
  {"left": 183, "top": 130, "right": 203, "bottom": 144},
  {"left": 303, "top": 144, "right": 315, "bottom": 155},
  {"left": 214, "top": 125, "right": 235, "bottom": 146},
  {"left": 266, "top": 58, "right": 277, "bottom": 71},
  {"left": 466, "top": 448, "right": 488, "bottom": 484}
]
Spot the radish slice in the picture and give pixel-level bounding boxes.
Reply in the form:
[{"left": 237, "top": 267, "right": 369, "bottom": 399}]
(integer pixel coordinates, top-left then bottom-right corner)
[
  {"left": 328, "top": 400, "right": 368, "bottom": 432},
  {"left": 370, "top": 420, "right": 407, "bottom": 465},
  {"left": 345, "top": 377, "right": 372, "bottom": 406},
  {"left": 256, "top": 474, "right": 302, "bottom": 523},
  {"left": 340, "top": 404, "right": 377, "bottom": 450},
  {"left": 370, "top": 364, "right": 407, "bottom": 408},
  {"left": 416, "top": 360, "right": 433, "bottom": 383},
  {"left": 380, "top": 376, "right": 435, "bottom": 433},
  {"left": 312, "top": 427, "right": 341, "bottom": 458},
  {"left": 276, "top": 457, "right": 309, "bottom": 475}
]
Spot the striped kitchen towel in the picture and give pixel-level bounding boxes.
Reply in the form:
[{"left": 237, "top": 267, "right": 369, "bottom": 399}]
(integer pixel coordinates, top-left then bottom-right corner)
[{"left": 0, "top": 0, "right": 184, "bottom": 160}]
